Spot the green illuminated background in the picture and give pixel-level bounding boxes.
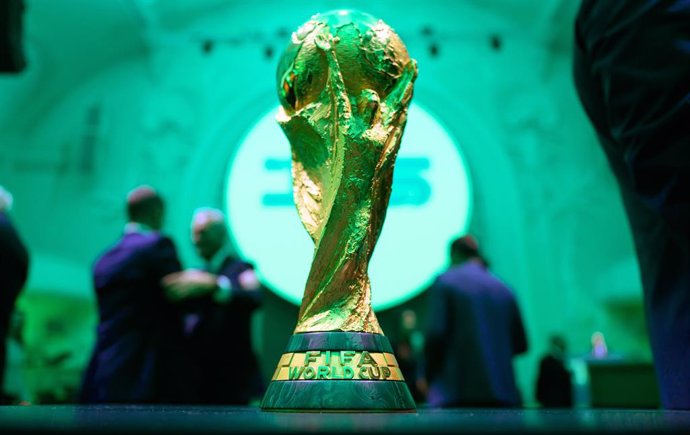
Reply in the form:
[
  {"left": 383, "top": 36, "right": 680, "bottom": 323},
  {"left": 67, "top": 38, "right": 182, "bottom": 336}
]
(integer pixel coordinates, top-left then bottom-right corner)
[{"left": 0, "top": 0, "right": 648, "bottom": 405}]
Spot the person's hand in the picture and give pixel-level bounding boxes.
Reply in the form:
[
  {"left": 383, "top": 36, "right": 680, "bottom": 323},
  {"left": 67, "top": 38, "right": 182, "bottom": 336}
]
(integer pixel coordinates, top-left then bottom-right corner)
[
  {"left": 238, "top": 269, "right": 261, "bottom": 291},
  {"left": 162, "top": 269, "right": 218, "bottom": 301}
]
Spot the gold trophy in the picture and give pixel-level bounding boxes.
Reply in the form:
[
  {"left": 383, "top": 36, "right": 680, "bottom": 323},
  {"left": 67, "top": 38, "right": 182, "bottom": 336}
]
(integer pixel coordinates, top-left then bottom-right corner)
[{"left": 261, "top": 9, "right": 418, "bottom": 411}]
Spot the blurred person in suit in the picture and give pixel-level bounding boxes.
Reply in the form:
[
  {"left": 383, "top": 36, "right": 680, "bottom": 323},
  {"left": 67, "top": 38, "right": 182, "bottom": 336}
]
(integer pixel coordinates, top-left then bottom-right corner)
[
  {"left": 424, "top": 235, "right": 528, "bottom": 408},
  {"left": 80, "top": 186, "right": 194, "bottom": 403},
  {"left": 536, "top": 335, "right": 573, "bottom": 408},
  {"left": 574, "top": 0, "right": 690, "bottom": 409},
  {"left": 164, "top": 208, "right": 263, "bottom": 405},
  {"left": 0, "top": 186, "right": 29, "bottom": 405}
]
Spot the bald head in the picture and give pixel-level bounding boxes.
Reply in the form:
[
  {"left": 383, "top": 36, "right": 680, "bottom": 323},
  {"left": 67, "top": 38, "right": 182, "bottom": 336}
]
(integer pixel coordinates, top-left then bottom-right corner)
[
  {"left": 126, "top": 185, "right": 164, "bottom": 230},
  {"left": 192, "top": 208, "right": 227, "bottom": 261}
]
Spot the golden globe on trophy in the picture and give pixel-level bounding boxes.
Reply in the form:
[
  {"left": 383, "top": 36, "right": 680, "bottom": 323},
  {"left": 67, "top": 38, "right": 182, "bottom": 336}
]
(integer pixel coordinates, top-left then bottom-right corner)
[{"left": 261, "top": 9, "right": 418, "bottom": 411}]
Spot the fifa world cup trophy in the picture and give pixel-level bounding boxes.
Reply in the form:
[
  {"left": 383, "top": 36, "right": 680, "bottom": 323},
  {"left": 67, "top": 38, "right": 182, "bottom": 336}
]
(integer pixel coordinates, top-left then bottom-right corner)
[{"left": 261, "top": 10, "right": 418, "bottom": 411}]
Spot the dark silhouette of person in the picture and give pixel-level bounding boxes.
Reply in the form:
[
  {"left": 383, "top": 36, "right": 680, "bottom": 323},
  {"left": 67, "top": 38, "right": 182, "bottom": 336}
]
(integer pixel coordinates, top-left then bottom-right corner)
[
  {"left": 536, "top": 335, "right": 573, "bottom": 408},
  {"left": 80, "top": 186, "right": 194, "bottom": 403},
  {"left": 391, "top": 309, "right": 426, "bottom": 403},
  {"left": 0, "top": 186, "right": 29, "bottom": 405},
  {"left": 163, "top": 208, "right": 264, "bottom": 405},
  {"left": 424, "top": 235, "right": 528, "bottom": 408},
  {"left": 573, "top": 0, "right": 690, "bottom": 409}
]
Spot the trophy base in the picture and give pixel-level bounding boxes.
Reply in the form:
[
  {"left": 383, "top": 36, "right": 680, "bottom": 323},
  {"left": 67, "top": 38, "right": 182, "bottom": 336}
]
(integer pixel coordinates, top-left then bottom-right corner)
[{"left": 261, "top": 332, "right": 416, "bottom": 411}]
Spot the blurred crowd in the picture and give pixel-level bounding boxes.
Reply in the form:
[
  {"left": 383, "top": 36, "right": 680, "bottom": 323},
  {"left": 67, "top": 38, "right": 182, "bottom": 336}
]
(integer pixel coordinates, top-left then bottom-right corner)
[{"left": 1, "top": 184, "right": 580, "bottom": 408}]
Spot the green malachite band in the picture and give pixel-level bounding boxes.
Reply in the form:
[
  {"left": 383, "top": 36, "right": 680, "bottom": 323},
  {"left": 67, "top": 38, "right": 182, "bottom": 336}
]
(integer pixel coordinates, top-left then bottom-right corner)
[
  {"left": 261, "top": 380, "right": 415, "bottom": 411},
  {"left": 286, "top": 331, "right": 394, "bottom": 353}
]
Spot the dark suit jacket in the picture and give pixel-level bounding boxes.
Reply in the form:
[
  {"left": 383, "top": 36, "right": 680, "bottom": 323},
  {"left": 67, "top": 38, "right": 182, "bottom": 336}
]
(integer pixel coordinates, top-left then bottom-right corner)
[
  {"left": 185, "top": 256, "right": 263, "bottom": 405},
  {"left": 574, "top": 0, "right": 690, "bottom": 409},
  {"left": 0, "top": 212, "right": 29, "bottom": 392},
  {"left": 425, "top": 261, "right": 528, "bottom": 408},
  {"left": 80, "top": 231, "right": 192, "bottom": 403}
]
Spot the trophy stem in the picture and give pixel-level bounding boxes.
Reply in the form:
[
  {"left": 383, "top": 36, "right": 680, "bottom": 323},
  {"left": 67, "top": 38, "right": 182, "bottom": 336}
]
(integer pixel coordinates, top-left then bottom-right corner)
[{"left": 261, "top": 332, "right": 416, "bottom": 411}]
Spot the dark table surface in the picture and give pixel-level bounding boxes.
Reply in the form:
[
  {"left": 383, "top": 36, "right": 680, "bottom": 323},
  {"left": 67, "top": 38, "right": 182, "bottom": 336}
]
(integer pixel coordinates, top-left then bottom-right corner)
[{"left": 1, "top": 405, "right": 689, "bottom": 434}]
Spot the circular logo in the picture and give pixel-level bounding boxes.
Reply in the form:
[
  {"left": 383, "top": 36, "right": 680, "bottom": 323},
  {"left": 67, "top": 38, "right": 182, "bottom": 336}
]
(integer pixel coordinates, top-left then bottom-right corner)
[{"left": 225, "top": 103, "right": 472, "bottom": 310}]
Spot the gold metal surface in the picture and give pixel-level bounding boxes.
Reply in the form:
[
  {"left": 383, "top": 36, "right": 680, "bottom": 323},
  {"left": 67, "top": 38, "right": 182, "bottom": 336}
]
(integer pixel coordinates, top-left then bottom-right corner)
[
  {"left": 271, "top": 351, "right": 404, "bottom": 381},
  {"left": 276, "top": 10, "right": 418, "bottom": 334}
]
